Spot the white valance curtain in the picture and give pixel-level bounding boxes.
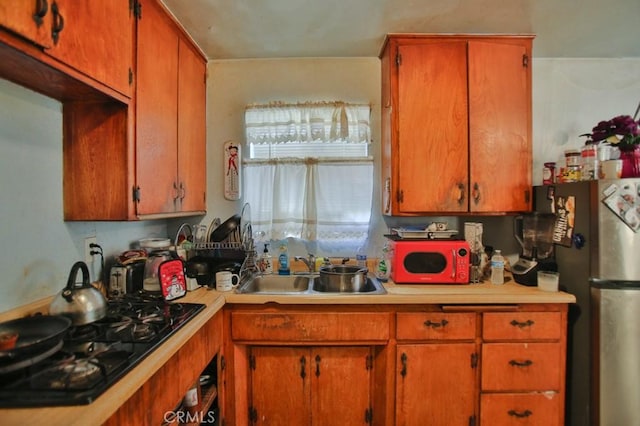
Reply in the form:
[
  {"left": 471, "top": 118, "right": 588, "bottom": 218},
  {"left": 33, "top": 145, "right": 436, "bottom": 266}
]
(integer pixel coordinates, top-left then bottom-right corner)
[{"left": 243, "top": 102, "right": 373, "bottom": 253}]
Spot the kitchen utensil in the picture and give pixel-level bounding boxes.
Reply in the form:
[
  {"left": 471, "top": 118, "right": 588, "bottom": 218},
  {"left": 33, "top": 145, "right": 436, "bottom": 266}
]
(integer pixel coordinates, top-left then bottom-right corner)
[
  {"left": 317, "top": 264, "right": 368, "bottom": 292},
  {"left": 0, "top": 315, "right": 71, "bottom": 360},
  {"left": 210, "top": 214, "right": 241, "bottom": 242},
  {"left": 49, "top": 261, "right": 108, "bottom": 326}
]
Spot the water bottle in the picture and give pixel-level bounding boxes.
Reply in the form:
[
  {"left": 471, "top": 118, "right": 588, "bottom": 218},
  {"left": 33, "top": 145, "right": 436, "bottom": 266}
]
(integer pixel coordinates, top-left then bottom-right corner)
[
  {"left": 356, "top": 244, "right": 367, "bottom": 269},
  {"left": 490, "top": 249, "right": 505, "bottom": 285}
]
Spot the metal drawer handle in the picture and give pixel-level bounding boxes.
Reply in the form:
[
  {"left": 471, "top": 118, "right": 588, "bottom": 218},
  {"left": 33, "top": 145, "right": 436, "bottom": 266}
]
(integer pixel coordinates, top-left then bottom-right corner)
[
  {"left": 509, "top": 359, "right": 533, "bottom": 367},
  {"left": 510, "top": 319, "right": 534, "bottom": 328},
  {"left": 424, "top": 319, "right": 449, "bottom": 329},
  {"left": 508, "top": 409, "right": 532, "bottom": 418}
]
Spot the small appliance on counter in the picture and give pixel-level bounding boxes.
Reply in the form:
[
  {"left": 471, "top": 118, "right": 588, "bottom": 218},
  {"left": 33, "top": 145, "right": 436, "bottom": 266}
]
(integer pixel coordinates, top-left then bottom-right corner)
[
  {"left": 511, "top": 212, "right": 558, "bottom": 286},
  {"left": 108, "top": 250, "right": 146, "bottom": 298},
  {"left": 386, "top": 224, "right": 470, "bottom": 284}
]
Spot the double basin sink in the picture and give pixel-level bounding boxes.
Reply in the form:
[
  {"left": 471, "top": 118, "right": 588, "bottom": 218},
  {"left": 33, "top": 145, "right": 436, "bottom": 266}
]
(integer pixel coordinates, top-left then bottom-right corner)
[{"left": 235, "top": 273, "right": 386, "bottom": 295}]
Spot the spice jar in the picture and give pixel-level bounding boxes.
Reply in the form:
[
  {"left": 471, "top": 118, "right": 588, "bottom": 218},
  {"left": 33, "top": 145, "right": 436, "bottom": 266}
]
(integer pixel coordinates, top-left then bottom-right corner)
[
  {"left": 543, "top": 162, "right": 556, "bottom": 184},
  {"left": 580, "top": 144, "right": 598, "bottom": 180}
]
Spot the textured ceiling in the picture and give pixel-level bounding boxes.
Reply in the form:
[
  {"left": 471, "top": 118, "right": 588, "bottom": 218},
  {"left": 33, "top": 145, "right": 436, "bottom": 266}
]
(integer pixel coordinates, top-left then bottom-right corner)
[{"left": 161, "top": 0, "right": 640, "bottom": 60}]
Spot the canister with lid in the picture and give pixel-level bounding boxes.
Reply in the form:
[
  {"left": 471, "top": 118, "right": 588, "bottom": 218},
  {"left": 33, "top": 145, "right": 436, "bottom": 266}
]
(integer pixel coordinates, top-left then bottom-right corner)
[
  {"left": 580, "top": 144, "right": 598, "bottom": 180},
  {"left": 140, "top": 238, "right": 178, "bottom": 292}
]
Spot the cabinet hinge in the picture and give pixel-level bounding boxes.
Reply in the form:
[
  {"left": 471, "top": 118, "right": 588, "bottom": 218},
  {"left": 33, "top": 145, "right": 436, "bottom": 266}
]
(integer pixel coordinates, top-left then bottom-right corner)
[
  {"left": 128, "top": 68, "right": 133, "bottom": 85},
  {"left": 220, "top": 355, "right": 226, "bottom": 371},
  {"left": 471, "top": 352, "right": 478, "bottom": 369},
  {"left": 132, "top": 186, "right": 140, "bottom": 203},
  {"left": 524, "top": 189, "right": 531, "bottom": 204},
  {"left": 522, "top": 53, "right": 529, "bottom": 68},
  {"left": 469, "top": 414, "right": 477, "bottom": 426},
  {"left": 249, "top": 354, "right": 256, "bottom": 370},
  {"left": 365, "top": 407, "right": 373, "bottom": 424},
  {"left": 396, "top": 51, "right": 402, "bottom": 66},
  {"left": 397, "top": 189, "right": 404, "bottom": 204},
  {"left": 249, "top": 407, "right": 257, "bottom": 423},
  {"left": 366, "top": 354, "right": 373, "bottom": 370}
]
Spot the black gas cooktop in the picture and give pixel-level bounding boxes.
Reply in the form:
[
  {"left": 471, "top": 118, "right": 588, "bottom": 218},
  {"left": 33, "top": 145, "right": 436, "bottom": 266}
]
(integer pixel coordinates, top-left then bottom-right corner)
[{"left": 0, "top": 293, "right": 204, "bottom": 407}]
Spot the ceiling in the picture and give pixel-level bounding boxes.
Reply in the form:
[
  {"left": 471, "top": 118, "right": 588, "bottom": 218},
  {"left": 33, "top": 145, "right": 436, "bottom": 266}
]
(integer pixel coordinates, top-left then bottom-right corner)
[{"left": 161, "top": 0, "right": 640, "bottom": 60}]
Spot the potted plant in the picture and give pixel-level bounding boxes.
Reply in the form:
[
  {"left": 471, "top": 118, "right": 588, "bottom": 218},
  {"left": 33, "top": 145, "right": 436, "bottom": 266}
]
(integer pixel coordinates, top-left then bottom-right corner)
[{"left": 582, "top": 113, "right": 640, "bottom": 178}]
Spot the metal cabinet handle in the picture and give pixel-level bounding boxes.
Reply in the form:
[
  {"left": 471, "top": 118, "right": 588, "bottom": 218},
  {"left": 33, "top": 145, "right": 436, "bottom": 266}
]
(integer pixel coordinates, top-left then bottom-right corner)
[
  {"left": 400, "top": 352, "right": 407, "bottom": 377},
  {"left": 424, "top": 319, "right": 449, "bottom": 329},
  {"left": 509, "top": 359, "right": 533, "bottom": 367},
  {"left": 33, "top": 0, "right": 49, "bottom": 27},
  {"left": 472, "top": 182, "right": 480, "bottom": 205},
  {"left": 51, "top": 1, "right": 64, "bottom": 45},
  {"left": 510, "top": 319, "right": 534, "bottom": 328},
  {"left": 300, "top": 356, "right": 306, "bottom": 379},
  {"left": 457, "top": 182, "right": 465, "bottom": 205},
  {"left": 508, "top": 409, "right": 532, "bottom": 418},
  {"left": 315, "top": 354, "right": 321, "bottom": 377},
  {"left": 179, "top": 182, "right": 186, "bottom": 201}
]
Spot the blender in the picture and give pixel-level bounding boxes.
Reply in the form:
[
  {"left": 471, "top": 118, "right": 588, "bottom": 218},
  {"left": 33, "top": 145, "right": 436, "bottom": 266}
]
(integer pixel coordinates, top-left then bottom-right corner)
[{"left": 512, "top": 213, "right": 557, "bottom": 286}]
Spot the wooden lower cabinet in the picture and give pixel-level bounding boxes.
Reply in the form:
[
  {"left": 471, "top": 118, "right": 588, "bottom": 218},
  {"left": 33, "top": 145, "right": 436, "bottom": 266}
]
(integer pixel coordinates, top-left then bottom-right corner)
[
  {"left": 396, "top": 343, "right": 478, "bottom": 425},
  {"left": 224, "top": 304, "right": 568, "bottom": 426},
  {"left": 105, "top": 311, "right": 223, "bottom": 426},
  {"left": 249, "top": 345, "right": 373, "bottom": 425}
]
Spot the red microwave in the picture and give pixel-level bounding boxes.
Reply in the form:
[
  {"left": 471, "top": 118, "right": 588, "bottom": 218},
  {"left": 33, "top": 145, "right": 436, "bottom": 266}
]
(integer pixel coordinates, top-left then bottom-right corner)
[{"left": 389, "top": 239, "right": 470, "bottom": 284}]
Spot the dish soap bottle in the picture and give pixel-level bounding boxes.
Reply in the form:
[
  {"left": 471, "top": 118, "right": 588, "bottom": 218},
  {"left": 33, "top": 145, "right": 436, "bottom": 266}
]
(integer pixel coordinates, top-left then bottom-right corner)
[
  {"left": 490, "top": 249, "right": 505, "bottom": 285},
  {"left": 278, "top": 242, "right": 290, "bottom": 275},
  {"left": 260, "top": 243, "right": 273, "bottom": 274}
]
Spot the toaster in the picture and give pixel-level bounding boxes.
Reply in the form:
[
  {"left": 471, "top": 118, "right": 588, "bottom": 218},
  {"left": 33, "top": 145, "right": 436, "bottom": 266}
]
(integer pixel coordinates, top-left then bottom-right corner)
[{"left": 109, "top": 259, "right": 146, "bottom": 297}]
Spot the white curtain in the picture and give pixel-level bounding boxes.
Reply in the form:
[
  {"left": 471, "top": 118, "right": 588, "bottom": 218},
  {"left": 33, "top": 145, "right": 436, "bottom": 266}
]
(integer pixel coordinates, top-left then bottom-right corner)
[{"left": 243, "top": 102, "right": 373, "bottom": 253}]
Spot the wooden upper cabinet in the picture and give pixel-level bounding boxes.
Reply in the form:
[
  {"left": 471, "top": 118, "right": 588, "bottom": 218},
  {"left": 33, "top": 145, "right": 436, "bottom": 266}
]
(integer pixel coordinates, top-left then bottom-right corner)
[
  {"left": 0, "top": 0, "right": 53, "bottom": 48},
  {"left": 135, "top": 0, "right": 206, "bottom": 218},
  {"left": 44, "top": 0, "right": 134, "bottom": 97},
  {"left": 177, "top": 38, "right": 207, "bottom": 213},
  {"left": 380, "top": 34, "right": 533, "bottom": 215}
]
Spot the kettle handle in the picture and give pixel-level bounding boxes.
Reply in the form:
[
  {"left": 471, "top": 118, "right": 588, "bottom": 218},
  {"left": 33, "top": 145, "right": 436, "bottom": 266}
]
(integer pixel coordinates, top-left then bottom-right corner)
[{"left": 63, "top": 261, "right": 90, "bottom": 301}]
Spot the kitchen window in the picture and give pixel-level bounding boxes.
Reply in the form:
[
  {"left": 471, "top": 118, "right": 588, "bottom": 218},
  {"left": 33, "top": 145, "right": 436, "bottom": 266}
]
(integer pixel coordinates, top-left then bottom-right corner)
[{"left": 243, "top": 101, "right": 373, "bottom": 254}]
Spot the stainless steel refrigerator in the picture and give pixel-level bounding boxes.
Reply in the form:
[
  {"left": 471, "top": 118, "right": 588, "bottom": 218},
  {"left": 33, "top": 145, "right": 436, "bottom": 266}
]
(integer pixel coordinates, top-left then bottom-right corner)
[{"left": 533, "top": 179, "right": 640, "bottom": 426}]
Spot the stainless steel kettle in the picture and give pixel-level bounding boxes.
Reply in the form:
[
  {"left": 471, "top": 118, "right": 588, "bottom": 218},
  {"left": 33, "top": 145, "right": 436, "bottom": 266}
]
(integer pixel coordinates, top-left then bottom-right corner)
[{"left": 49, "top": 261, "right": 107, "bottom": 326}]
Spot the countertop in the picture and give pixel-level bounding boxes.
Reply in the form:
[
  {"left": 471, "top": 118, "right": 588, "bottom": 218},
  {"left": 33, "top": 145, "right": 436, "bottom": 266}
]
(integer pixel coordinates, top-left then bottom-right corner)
[{"left": 0, "top": 278, "right": 574, "bottom": 425}]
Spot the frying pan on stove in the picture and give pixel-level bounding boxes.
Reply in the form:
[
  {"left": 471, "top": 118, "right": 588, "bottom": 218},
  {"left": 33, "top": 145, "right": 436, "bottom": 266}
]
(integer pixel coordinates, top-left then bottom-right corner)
[{"left": 0, "top": 315, "right": 72, "bottom": 361}]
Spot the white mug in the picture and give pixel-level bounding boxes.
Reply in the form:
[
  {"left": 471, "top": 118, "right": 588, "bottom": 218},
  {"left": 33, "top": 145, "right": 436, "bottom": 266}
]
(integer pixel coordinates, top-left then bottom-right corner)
[{"left": 215, "top": 271, "right": 240, "bottom": 292}]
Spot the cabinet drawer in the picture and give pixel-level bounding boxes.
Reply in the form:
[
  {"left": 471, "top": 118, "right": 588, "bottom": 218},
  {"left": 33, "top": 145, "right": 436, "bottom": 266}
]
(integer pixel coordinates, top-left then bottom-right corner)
[
  {"left": 231, "top": 311, "right": 390, "bottom": 342},
  {"left": 482, "top": 343, "right": 562, "bottom": 391},
  {"left": 480, "top": 393, "right": 563, "bottom": 426},
  {"left": 483, "top": 312, "right": 562, "bottom": 341},
  {"left": 396, "top": 312, "right": 476, "bottom": 341}
]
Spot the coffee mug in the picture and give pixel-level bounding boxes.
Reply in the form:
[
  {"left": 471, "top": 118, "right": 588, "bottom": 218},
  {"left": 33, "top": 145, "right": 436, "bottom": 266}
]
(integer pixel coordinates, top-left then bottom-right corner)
[
  {"left": 600, "top": 159, "right": 623, "bottom": 179},
  {"left": 215, "top": 271, "right": 240, "bottom": 291}
]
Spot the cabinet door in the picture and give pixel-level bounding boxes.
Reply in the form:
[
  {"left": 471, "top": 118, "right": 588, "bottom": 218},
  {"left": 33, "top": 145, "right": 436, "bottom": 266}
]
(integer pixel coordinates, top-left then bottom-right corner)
[
  {"left": 468, "top": 40, "right": 531, "bottom": 212},
  {"left": 312, "top": 347, "right": 371, "bottom": 426},
  {"left": 177, "top": 38, "right": 206, "bottom": 213},
  {"left": 135, "top": 0, "right": 179, "bottom": 216},
  {"left": 396, "top": 343, "right": 477, "bottom": 426},
  {"left": 396, "top": 41, "right": 468, "bottom": 213},
  {"left": 45, "top": 0, "right": 133, "bottom": 96},
  {"left": 249, "top": 346, "right": 311, "bottom": 425},
  {"left": 0, "top": 0, "right": 53, "bottom": 48}
]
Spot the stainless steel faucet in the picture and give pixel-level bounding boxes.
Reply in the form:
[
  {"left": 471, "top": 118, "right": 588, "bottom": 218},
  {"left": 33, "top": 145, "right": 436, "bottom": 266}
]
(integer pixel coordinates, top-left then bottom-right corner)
[{"left": 294, "top": 254, "right": 316, "bottom": 272}]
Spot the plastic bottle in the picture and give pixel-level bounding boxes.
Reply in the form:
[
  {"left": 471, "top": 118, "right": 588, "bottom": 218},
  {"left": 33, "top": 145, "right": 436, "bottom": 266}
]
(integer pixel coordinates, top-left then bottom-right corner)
[
  {"left": 356, "top": 244, "right": 367, "bottom": 269},
  {"left": 260, "top": 243, "right": 273, "bottom": 274},
  {"left": 374, "top": 243, "right": 391, "bottom": 282},
  {"left": 278, "top": 242, "right": 290, "bottom": 275},
  {"left": 490, "top": 249, "right": 505, "bottom": 285}
]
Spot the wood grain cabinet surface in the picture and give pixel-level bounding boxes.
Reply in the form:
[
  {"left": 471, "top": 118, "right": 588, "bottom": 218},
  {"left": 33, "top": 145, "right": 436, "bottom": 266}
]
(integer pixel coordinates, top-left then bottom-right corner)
[
  {"left": 380, "top": 34, "right": 533, "bottom": 215},
  {"left": 1, "top": 0, "right": 206, "bottom": 221}
]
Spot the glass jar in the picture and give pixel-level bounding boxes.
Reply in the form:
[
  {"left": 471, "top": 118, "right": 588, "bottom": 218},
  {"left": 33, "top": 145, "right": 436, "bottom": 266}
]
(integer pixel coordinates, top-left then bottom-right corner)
[
  {"left": 542, "top": 162, "right": 556, "bottom": 184},
  {"left": 580, "top": 144, "right": 598, "bottom": 180}
]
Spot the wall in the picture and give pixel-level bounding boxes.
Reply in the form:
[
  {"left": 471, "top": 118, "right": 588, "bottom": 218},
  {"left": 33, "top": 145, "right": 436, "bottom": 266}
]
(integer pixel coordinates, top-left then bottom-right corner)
[
  {"left": 0, "top": 80, "right": 168, "bottom": 312},
  {"left": 2, "top": 57, "right": 640, "bottom": 312}
]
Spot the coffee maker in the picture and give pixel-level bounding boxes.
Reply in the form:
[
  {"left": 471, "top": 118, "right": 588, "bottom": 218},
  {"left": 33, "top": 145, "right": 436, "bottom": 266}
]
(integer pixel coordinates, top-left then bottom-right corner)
[{"left": 511, "top": 213, "right": 557, "bottom": 286}]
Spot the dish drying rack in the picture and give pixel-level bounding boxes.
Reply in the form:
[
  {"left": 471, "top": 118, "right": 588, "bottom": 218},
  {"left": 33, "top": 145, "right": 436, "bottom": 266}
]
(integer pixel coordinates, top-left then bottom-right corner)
[{"left": 175, "top": 219, "right": 259, "bottom": 282}]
